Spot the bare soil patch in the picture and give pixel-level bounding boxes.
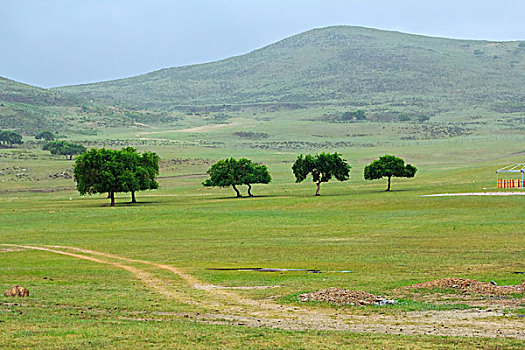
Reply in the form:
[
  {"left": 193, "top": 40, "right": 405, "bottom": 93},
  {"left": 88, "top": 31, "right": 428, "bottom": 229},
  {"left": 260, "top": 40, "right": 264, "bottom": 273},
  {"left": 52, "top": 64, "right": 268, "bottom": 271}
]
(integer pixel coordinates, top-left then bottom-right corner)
[
  {"left": 137, "top": 122, "right": 238, "bottom": 137},
  {"left": 405, "top": 278, "right": 525, "bottom": 296},
  {"left": 423, "top": 192, "right": 525, "bottom": 197}
]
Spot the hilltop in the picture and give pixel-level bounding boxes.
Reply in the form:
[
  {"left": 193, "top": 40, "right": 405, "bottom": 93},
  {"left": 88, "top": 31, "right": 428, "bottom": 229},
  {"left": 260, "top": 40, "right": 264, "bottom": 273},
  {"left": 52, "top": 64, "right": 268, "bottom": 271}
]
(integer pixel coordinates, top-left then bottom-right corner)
[{"left": 55, "top": 26, "right": 525, "bottom": 114}]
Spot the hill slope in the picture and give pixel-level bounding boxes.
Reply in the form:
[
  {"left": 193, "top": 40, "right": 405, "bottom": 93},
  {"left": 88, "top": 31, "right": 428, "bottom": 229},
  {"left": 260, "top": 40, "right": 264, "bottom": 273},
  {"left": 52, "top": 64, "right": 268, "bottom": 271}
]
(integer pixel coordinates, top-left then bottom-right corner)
[
  {"left": 0, "top": 78, "right": 171, "bottom": 135},
  {"left": 0, "top": 77, "right": 86, "bottom": 133},
  {"left": 56, "top": 26, "right": 525, "bottom": 112},
  {"left": 0, "top": 77, "right": 80, "bottom": 106}
]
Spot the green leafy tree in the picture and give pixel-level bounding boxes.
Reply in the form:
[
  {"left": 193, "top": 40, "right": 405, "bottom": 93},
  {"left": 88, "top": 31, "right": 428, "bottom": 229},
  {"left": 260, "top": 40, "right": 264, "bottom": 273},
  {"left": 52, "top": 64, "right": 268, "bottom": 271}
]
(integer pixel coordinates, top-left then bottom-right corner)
[
  {"left": 203, "top": 157, "right": 271, "bottom": 197},
  {"left": 363, "top": 155, "right": 417, "bottom": 191},
  {"left": 120, "top": 147, "right": 160, "bottom": 203},
  {"left": 0, "top": 131, "right": 23, "bottom": 147},
  {"left": 292, "top": 152, "right": 351, "bottom": 196},
  {"left": 74, "top": 147, "right": 160, "bottom": 206},
  {"left": 74, "top": 148, "right": 122, "bottom": 206},
  {"left": 35, "top": 131, "right": 55, "bottom": 141},
  {"left": 243, "top": 160, "right": 271, "bottom": 197},
  {"left": 43, "top": 141, "right": 86, "bottom": 159}
]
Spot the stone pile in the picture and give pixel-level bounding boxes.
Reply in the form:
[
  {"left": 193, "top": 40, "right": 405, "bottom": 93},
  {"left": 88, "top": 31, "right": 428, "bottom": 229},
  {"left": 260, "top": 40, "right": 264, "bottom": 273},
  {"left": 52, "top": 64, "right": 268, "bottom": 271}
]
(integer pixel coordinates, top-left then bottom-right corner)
[{"left": 299, "top": 287, "right": 397, "bottom": 306}]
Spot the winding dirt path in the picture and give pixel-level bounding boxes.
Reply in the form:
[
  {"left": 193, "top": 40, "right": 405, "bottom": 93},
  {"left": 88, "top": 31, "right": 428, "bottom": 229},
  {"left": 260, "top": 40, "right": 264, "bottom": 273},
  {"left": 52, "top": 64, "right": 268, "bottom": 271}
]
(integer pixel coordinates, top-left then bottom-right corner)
[{"left": 2, "top": 244, "right": 524, "bottom": 339}]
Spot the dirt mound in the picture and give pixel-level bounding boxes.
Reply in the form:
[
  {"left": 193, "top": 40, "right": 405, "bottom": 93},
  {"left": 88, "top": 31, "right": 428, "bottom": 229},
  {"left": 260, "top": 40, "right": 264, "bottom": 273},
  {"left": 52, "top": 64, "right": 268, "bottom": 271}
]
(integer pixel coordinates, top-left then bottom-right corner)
[
  {"left": 4, "top": 285, "right": 29, "bottom": 297},
  {"left": 299, "top": 287, "right": 395, "bottom": 306},
  {"left": 406, "top": 278, "right": 525, "bottom": 296}
]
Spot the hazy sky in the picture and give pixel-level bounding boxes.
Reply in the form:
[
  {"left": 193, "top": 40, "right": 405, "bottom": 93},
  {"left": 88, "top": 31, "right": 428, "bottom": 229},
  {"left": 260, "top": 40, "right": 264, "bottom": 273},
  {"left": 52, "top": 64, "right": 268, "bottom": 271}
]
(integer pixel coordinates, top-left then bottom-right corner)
[{"left": 2, "top": 0, "right": 525, "bottom": 88}]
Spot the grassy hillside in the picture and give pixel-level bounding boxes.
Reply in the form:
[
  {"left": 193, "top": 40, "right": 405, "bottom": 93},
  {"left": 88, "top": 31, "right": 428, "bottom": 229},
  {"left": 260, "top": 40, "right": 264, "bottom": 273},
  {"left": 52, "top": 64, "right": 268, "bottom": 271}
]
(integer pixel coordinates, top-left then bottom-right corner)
[
  {"left": 0, "top": 77, "right": 81, "bottom": 134},
  {"left": 0, "top": 77, "right": 181, "bottom": 135},
  {"left": 56, "top": 26, "right": 525, "bottom": 115},
  {"left": 0, "top": 77, "right": 81, "bottom": 106}
]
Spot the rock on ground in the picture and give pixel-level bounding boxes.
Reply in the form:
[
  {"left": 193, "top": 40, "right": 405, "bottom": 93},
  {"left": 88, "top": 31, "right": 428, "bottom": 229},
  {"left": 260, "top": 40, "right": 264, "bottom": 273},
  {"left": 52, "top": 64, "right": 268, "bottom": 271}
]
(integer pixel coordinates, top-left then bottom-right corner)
[
  {"left": 299, "top": 287, "right": 395, "bottom": 305},
  {"left": 4, "top": 285, "right": 29, "bottom": 297}
]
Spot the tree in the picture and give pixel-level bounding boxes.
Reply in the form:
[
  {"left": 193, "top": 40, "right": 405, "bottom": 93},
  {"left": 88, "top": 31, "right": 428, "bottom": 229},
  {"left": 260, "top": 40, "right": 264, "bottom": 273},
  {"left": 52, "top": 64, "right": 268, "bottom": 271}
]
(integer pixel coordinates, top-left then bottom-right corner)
[
  {"left": 203, "top": 157, "right": 271, "bottom": 197},
  {"left": 74, "top": 148, "right": 121, "bottom": 206},
  {"left": 244, "top": 161, "right": 271, "bottom": 197},
  {"left": 74, "top": 147, "right": 160, "bottom": 206},
  {"left": 35, "top": 131, "right": 55, "bottom": 141},
  {"left": 120, "top": 147, "right": 160, "bottom": 203},
  {"left": 0, "top": 131, "right": 23, "bottom": 147},
  {"left": 341, "top": 110, "right": 366, "bottom": 121},
  {"left": 292, "top": 152, "right": 351, "bottom": 196},
  {"left": 43, "top": 141, "right": 86, "bottom": 159},
  {"left": 363, "top": 155, "right": 417, "bottom": 191}
]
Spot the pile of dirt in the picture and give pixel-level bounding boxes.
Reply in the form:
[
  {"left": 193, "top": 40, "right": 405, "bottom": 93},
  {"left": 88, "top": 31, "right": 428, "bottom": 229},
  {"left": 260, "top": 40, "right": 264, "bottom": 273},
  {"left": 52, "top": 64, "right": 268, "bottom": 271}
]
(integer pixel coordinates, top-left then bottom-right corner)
[
  {"left": 406, "top": 278, "right": 525, "bottom": 296},
  {"left": 299, "top": 287, "right": 395, "bottom": 306}
]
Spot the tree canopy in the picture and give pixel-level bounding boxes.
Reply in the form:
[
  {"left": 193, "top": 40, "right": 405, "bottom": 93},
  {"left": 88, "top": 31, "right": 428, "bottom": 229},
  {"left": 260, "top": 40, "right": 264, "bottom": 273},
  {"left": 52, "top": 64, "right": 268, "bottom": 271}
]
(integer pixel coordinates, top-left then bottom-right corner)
[
  {"left": 43, "top": 141, "right": 86, "bottom": 159},
  {"left": 0, "top": 130, "right": 23, "bottom": 147},
  {"left": 292, "top": 152, "right": 351, "bottom": 196},
  {"left": 203, "top": 157, "right": 271, "bottom": 197},
  {"left": 341, "top": 109, "right": 366, "bottom": 121},
  {"left": 35, "top": 131, "right": 55, "bottom": 141},
  {"left": 120, "top": 147, "right": 160, "bottom": 203},
  {"left": 363, "top": 155, "right": 417, "bottom": 191},
  {"left": 74, "top": 147, "right": 160, "bottom": 206}
]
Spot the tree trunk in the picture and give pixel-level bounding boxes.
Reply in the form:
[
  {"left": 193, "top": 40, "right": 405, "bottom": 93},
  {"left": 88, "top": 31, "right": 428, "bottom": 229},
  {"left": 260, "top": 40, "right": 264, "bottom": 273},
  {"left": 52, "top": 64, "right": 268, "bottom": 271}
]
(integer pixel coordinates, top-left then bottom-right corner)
[
  {"left": 247, "top": 184, "right": 253, "bottom": 197},
  {"left": 232, "top": 184, "right": 242, "bottom": 198},
  {"left": 69, "top": 154, "right": 73, "bottom": 160},
  {"left": 131, "top": 191, "right": 136, "bottom": 203},
  {"left": 315, "top": 181, "right": 321, "bottom": 196},
  {"left": 110, "top": 191, "right": 115, "bottom": 207},
  {"left": 386, "top": 176, "right": 391, "bottom": 191}
]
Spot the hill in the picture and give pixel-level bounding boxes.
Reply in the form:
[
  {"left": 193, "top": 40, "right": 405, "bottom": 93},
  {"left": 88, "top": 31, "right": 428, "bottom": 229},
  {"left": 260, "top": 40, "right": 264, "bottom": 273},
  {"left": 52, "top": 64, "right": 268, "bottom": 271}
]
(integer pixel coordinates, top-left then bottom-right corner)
[
  {"left": 0, "top": 77, "right": 80, "bottom": 106},
  {"left": 56, "top": 26, "right": 525, "bottom": 115},
  {"left": 0, "top": 77, "right": 174, "bottom": 134},
  {"left": 0, "top": 77, "right": 85, "bottom": 134}
]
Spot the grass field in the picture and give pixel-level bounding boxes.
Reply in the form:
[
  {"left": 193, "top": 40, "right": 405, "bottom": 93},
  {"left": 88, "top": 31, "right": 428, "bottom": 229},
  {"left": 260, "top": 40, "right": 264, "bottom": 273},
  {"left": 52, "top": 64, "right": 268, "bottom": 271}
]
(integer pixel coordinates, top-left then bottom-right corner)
[{"left": 1, "top": 113, "right": 524, "bottom": 349}]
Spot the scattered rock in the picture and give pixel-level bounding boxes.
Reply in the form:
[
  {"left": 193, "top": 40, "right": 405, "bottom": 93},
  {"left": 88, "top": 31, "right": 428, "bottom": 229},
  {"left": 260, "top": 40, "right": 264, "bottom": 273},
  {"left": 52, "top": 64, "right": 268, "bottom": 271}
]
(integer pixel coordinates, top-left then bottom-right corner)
[
  {"left": 299, "top": 287, "right": 397, "bottom": 306},
  {"left": 4, "top": 285, "right": 29, "bottom": 297}
]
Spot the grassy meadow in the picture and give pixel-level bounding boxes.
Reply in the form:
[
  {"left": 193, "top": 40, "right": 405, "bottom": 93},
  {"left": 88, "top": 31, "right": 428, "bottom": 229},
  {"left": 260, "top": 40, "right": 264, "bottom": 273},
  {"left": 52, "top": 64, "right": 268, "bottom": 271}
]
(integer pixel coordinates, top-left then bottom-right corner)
[{"left": 1, "top": 110, "right": 524, "bottom": 348}]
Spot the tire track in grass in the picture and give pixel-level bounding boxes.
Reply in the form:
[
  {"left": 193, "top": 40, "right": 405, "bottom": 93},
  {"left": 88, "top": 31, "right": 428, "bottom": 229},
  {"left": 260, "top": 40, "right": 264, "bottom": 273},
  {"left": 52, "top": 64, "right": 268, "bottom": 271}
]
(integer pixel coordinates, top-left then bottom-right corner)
[
  {"left": 44, "top": 245, "right": 297, "bottom": 313},
  {"left": 0, "top": 244, "right": 193, "bottom": 305},
  {"left": 2, "top": 244, "right": 524, "bottom": 339}
]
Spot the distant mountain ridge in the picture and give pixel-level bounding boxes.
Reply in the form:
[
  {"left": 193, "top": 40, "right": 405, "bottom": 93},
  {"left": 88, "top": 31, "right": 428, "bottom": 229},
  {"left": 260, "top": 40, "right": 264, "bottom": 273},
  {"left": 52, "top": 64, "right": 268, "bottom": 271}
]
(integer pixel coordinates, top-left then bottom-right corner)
[{"left": 54, "top": 26, "right": 525, "bottom": 112}]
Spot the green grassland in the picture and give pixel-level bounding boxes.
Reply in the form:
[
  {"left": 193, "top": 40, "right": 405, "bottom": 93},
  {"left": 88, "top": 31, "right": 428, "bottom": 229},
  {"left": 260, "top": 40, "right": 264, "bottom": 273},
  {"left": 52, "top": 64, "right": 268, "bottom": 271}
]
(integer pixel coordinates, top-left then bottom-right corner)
[{"left": 1, "top": 111, "right": 524, "bottom": 348}]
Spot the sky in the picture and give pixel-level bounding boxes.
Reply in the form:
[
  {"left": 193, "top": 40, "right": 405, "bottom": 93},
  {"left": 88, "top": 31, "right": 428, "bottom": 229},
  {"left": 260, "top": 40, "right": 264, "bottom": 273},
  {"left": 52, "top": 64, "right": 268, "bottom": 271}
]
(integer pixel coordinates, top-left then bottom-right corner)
[{"left": 2, "top": 0, "right": 525, "bottom": 88}]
